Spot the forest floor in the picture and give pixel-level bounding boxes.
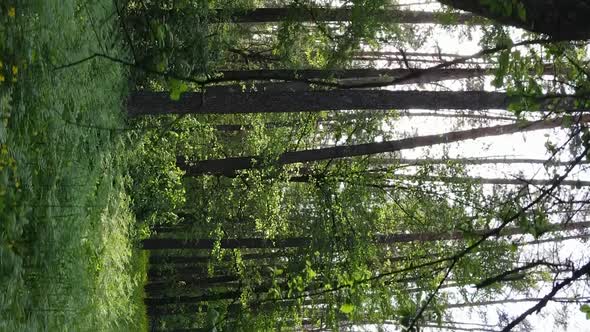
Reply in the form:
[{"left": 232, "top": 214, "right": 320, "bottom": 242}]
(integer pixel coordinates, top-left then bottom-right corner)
[{"left": 0, "top": 0, "right": 147, "bottom": 330}]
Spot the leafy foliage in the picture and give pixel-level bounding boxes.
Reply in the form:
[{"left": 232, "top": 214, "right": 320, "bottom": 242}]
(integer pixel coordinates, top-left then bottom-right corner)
[{"left": 0, "top": 0, "right": 146, "bottom": 330}]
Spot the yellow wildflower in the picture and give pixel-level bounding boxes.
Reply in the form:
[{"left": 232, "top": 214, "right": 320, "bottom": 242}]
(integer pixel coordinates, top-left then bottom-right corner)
[
  {"left": 12, "top": 66, "right": 17, "bottom": 75},
  {"left": 0, "top": 74, "right": 4, "bottom": 83},
  {"left": 8, "top": 7, "right": 15, "bottom": 18}
]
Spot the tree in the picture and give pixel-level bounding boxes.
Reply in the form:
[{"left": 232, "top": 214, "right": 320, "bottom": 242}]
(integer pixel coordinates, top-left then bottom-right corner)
[
  {"left": 127, "top": 89, "right": 515, "bottom": 116},
  {"left": 141, "top": 221, "right": 590, "bottom": 250},
  {"left": 439, "top": 0, "right": 590, "bottom": 40},
  {"left": 127, "top": 87, "right": 578, "bottom": 116},
  {"left": 208, "top": 67, "right": 492, "bottom": 85},
  {"left": 178, "top": 116, "right": 584, "bottom": 176},
  {"left": 224, "top": 7, "right": 476, "bottom": 24}
]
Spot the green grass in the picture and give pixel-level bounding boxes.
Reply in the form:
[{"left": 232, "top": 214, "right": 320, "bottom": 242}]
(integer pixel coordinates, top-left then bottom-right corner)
[{"left": 0, "top": 0, "right": 147, "bottom": 330}]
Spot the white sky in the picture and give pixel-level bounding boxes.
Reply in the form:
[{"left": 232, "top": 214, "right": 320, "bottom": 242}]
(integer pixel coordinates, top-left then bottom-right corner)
[{"left": 355, "top": 2, "right": 590, "bottom": 330}]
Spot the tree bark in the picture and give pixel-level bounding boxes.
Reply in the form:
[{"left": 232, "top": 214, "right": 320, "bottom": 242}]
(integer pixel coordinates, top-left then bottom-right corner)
[
  {"left": 127, "top": 88, "right": 513, "bottom": 116},
  {"left": 439, "top": 0, "right": 590, "bottom": 40},
  {"left": 213, "top": 111, "right": 515, "bottom": 133},
  {"left": 380, "top": 157, "right": 588, "bottom": 167},
  {"left": 225, "top": 8, "right": 476, "bottom": 24},
  {"left": 447, "top": 296, "right": 590, "bottom": 308},
  {"left": 210, "top": 67, "right": 490, "bottom": 84},
  {"left": 391, "top": 175, "right": 590, "bottom": 187},
  {"left": 145, "top": 290, "right": 242, "bottom": 306},
  {"left": 290, "top": 173, "right": 590, "bottom": 187},
  {"left": 145, "top": 275, "right": 239, "bottom": 294},
  {"left": 128, "top": 86, "right": 575, "bottom": 116},
  {"left": 141, "top": 221, "right": 590, "bottom": 250},
  {"left": 178, "top": 116, "right": 585, "bottom": 176},
  {"left": 149, "top": 252, "right": 280, "bottom": 264}
]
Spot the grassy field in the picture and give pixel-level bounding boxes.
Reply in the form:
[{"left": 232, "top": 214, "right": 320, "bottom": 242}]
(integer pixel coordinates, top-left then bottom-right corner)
[{"left": 0, "top": 0, "right": 147, "bottom": 330}]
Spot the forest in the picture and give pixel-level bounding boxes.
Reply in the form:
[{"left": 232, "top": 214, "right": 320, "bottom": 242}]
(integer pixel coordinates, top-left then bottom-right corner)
[{"left": 1, "top": 0, "right": 590, "bottom": 331}]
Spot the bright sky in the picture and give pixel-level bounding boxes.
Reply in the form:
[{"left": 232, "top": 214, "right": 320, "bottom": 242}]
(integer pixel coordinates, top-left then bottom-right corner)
[{"left": 355, "top": 1, "right": 590, "bottom": 330}]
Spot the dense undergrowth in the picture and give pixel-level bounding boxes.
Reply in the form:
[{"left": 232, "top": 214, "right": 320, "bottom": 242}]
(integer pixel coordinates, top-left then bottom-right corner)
[{"left": 0, "top": 0, "right": 147, "bottom": 330}]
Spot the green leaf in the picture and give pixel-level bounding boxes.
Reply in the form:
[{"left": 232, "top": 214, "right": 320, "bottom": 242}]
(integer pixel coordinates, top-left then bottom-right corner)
[
  {"left": 156, "top": 24, "right": 166, "bottom": 44},
  {"left": 339, "top": 303, "right": 355, "bottom": 314},
  {"left": 155, "top": 55, "right": 168, "bottom": 72},
  {"left": 169, "top": 78, "right": 188, "bottom": 101},
  {"left": 206, "top": 307, "right": 219, "bottom": 326},
  {"left": 580, "top": 304, "right": 590, "bottom": 319}
]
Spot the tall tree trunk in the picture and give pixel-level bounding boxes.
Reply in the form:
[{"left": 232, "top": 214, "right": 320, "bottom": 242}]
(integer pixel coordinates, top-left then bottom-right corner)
[
  {"left": 379, "top": 157, "right": 587, "bottom": 167},
  {"left": 389, "top": 175, "right": 590, "bottom": 187},
  {"left": 141, "top": 221, "right": 590, "bottom": 250},
  {"left": 213, "top": 111, "right": 515, "bottom": 133},
  {"left": 128, "top": 85, "right": 574, "bottom": 116},
  {"left": 149, "top": 252, "right": 282, "bottom": 264},
  {"left": 446, "top": 296, "right": 590, "bottom": 309},
  {"left": 127, "top": 89, "right": 517, "bottom": 116},
  {"left": 225, "top": 8, "right": 476, "bottom": 24},
  {"left": 292, "top": 172, "right": 590, "bottom": 187},
  {"left": 145, "top": 275, "right": 239, "bottom": 294},
  {"left": 290, "top": 173, "right": 590, "bottom": 187},
  {"left": 439, "top": 0, "right": 590, "bottom": 40},
  {"left": 145, "top": 290, "right": 242, "bottom": 306},
  {"left": 211, "top": 65, "right": 553, "bottom": 85},
  {"left": 210, "top": 67, "right": 490, "bottom": 84},
  {"left": 178, "top": 116, "right": 585, "bottom": 176}
]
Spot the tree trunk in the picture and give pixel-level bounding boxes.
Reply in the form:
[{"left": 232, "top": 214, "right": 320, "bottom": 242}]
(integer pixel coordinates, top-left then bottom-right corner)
[
  {"left": 127, "top": 89, "right": 517, "bottom": 116},
  {"left": 178, "top": 116, "right": 585, "bottom": 176},
  {"left": 439, "top": 0, "right": 590, "bottom": 40},
  {"left": 390, "top": 175, "right": 590, "bottom": 187},
  {"left": 225, "top": 8, "right": 476, "bottom": 24},
  {"left": 210, "top": 68, "right": 490, "bottom": 84},
  {"left": 290, "top": 173, "right": 590, "bottom": 187},
  {"left": 214, "top": 111, "right": 515, "bottom": 133},
  {"left": 145, "top": 275, "right": 240, "bottom": 294},
  {"left": 145, "top": 290, "right": 241, "bottom": 306},
  {"left": 128, "top": 85, "right": 576, "bottom": 116},
  {"left": 142, "top": 237, "right": 309, "bottom": 250},
  {"left": 447, "top": 296, "right": 590, "bottom": 308},
  {"left": 380, "top": 157, "right": 587, "bottom": 167},
  {"left": 141, "top": 221, "right": 590, "bottom": 250},
  {"left": 149, "top": 252, "right": 281, "bottom": 264}
]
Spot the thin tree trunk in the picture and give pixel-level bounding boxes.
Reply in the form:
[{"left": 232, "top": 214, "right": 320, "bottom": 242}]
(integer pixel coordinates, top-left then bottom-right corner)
[
  {"left": 354, "top": 51, "right": 476, "bottom": 59},
  {"left": 145, "top": 275, "right": 240, "bottom": 293},
  {"left": 178, "top": 116, "right": 586, "bottom": 176},
  {"left": 141, "top": 221, "right": 590, "bottom": 250},
  {"left": 399, "top": 111, "right": 516, "bottom": 121},
  {"left": 211, "top": 64, "right": 553, "bottom": 85},
  {"left": 290, "top": 173, "right": 590, "bottom": 187},
  {"left": 416, "top": 324, "right": 497, "bottom": 332},
  {"left": 214, "top": 111, "right": 515, "bottom": 133},
  {"left": 209, "top": 68, "right": 490, "bottom": 84},
  {"left": 447, "top": 296, "right": 590, "bottom": 308},
  {"left": 149, "top": 252, "right": 281, "bottom": 264},
  {"left": 147, "top": 265, "right": 209, "bottom": 280},
  {"left": 381, "top": 157, "right": 587, "bottom": 167},
  {"left": 145, "top": 290, "right": 241, "bottom": 306},
  {"left": 390, "top": 175, "right": 590, "bottom": 187}
]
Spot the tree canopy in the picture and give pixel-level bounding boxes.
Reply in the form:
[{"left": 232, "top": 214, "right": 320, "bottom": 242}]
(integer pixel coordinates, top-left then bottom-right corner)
[{"left": 118, "top": 0, "right": 590, "bottom": 331}]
